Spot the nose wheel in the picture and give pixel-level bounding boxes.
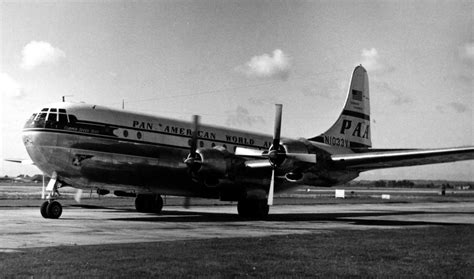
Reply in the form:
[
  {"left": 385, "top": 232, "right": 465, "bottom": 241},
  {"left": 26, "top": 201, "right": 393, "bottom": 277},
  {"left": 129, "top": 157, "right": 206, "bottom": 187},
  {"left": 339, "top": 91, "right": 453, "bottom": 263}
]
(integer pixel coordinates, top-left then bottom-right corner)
[{"left": 40, "top": 200, "right": 63, "bottom": 219}]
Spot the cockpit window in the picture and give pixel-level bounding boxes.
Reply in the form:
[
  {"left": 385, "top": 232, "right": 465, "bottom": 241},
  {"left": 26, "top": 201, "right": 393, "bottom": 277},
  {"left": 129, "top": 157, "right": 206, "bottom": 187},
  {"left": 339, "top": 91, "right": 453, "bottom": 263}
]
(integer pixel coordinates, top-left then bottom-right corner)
[
  {"left": 58, "top": 113, "right": 68, "bottom": 124},
  {"left": 37, "top": 112, "right": 47, "bottom": 121},
  {"left": 47, "top": 113, "right": 57, "bottom": 122},
  {"left": 24, "top": 107, "right": 74, "bottom": 129}
]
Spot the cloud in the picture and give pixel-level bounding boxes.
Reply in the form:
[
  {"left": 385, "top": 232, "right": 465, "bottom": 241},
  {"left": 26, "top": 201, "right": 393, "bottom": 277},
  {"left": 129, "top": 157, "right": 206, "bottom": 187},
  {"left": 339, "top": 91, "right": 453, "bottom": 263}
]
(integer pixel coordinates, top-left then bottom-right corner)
[
  {"left": 360, "top": 48, "right": 380, "bottom": 71},
  {"left": 447, "top": 102, "right": 470, "bottom": 113},
  {"left": 20, "top": 41, "right": 66, "bottom": 70},
  {"left": 237, "top": 49, "right": 291, "bottom": 80},
  {"left": 459, "top": 42, "right": 474, "bottom": 62},
  {"left": 457, "top": 42, "right": 474, "bottom": 83},
  {"left": 436, "top": 102, "right": 470, "bottom": 114},
  {"left": 375, "top": 81, "right": 413, "bottom": 106},
  {"left": 0, "top": 73, "right": 25, "bottom": 98},
  {"left": 226, "top": 106, "right": 265, "bottom": 127},
  {"left": 360, "top": 48, "right": 394, "bottom": 73}
]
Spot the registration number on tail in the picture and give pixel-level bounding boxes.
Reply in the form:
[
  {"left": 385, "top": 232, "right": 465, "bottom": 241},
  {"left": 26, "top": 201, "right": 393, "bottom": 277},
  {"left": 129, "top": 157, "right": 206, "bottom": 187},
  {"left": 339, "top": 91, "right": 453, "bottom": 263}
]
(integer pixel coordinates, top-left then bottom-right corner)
[{"left": 324, "top": 136, "right": 349, "bottom": 148}]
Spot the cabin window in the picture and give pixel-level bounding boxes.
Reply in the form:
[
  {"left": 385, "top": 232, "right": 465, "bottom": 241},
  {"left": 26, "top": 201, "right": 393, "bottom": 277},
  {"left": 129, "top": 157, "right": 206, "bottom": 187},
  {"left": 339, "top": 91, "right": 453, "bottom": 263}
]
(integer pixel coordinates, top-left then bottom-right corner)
[
  {"left": 199, "top": 141, "right": 204, "bottom": 148},
  {"left": 137, "top": 132, "right": 142, "bottom": 139},
  {"left": 123, "top": 130, "right": 129, "bottom": 137},
  {"left": 211, "top": 143, "right": 216, "bottom": 147}
]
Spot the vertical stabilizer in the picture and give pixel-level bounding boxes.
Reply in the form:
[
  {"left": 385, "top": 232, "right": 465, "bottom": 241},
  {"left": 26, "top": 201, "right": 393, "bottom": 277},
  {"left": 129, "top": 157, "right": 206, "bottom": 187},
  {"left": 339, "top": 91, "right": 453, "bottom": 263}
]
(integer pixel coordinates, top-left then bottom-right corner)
[{"left": 310, "top": 65, "right": 371, "bottom": 149}]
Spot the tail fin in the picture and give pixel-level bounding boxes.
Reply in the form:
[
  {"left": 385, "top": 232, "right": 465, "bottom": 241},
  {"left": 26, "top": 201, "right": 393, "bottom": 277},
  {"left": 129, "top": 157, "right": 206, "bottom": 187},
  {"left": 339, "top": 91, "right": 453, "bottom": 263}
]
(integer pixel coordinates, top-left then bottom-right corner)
[{"left": 310, "top": 65, "right": 371, "bottom": 149}]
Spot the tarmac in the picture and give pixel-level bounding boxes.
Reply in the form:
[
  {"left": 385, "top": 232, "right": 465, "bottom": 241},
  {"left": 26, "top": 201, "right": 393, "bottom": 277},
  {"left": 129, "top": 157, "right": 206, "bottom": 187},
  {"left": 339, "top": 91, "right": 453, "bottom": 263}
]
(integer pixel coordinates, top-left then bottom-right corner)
[{"left": 1, "top": 201, "right": 474, "bottom": 252}]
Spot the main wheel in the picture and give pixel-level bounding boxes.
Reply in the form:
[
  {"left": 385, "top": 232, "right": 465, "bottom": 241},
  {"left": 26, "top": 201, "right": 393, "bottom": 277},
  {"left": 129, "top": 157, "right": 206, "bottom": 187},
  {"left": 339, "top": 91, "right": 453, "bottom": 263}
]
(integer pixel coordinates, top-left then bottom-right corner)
[
  {"left": 237, "top": 199, "right": 269, "bottom": 219},
  {"left": 135, "top": 194, "right": 163, "bottom": 213},
  {"left": 40, "top": 201, "right": 49, "bottom": 218},
  {"left": 152, "top": 195, "right": 163, "bottom": 214},
  {"left": 46, "top": 201, "right": 63, "bottom": 219},
  {"left": 135, "top": 194, "right": 150, "bottom": 212}
]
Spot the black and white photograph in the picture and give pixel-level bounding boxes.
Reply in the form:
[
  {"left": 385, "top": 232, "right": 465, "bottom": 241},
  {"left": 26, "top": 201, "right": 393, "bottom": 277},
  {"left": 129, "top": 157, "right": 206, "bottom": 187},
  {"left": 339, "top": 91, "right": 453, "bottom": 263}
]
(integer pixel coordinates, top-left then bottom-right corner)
[{"left": 1, "top": 0, "right": 473, "bottom": 277}]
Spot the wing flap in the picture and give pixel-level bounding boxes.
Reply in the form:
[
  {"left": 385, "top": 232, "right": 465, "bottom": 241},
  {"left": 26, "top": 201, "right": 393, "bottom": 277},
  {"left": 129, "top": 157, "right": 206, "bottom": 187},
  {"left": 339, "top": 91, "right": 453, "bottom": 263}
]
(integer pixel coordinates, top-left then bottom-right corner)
[{"left": 331, "top": 147, "right": 474, "bottom": 171}]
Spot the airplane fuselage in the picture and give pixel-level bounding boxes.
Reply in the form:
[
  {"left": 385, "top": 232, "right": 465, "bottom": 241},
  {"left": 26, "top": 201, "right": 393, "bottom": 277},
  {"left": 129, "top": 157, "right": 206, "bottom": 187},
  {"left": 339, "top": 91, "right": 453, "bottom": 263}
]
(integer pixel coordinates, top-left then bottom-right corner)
[{"left": 22, "top": 102, "right": 358, "bottom": 200}]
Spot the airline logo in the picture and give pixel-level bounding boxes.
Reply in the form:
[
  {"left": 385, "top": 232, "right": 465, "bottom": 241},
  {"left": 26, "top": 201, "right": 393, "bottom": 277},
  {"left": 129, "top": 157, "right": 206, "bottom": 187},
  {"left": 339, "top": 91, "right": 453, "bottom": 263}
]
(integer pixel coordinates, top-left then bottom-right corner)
[{"left": 352, "top": 89, "right": 363, "bottom": 101}]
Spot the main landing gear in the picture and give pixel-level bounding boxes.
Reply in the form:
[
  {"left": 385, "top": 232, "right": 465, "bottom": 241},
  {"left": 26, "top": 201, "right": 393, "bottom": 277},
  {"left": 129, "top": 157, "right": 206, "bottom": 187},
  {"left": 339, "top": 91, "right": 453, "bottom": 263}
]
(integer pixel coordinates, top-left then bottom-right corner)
[
  {"left": 237, "top": 199, "right": 269, "bottom": 219},
  {"left": 135, "top": 194, "right": 163, "bottom": 213}
]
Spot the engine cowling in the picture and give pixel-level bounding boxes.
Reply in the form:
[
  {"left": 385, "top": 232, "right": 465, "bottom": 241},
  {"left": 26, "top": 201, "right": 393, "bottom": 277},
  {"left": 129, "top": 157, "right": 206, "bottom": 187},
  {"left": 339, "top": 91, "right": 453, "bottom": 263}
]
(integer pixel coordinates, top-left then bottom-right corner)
[
  {"left": 188, "top": 147, "right": 238, "bottom": 186},
  {"left": 277, "top": 138, "right": 314, "bottom": 172}
]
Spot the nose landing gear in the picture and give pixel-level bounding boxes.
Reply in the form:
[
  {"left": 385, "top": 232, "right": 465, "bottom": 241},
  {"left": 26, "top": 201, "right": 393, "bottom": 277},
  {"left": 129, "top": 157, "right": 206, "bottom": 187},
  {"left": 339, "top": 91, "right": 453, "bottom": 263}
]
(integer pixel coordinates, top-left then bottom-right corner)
[
  {"left": 39, "top": 172, "right": 63, "bottom": 219},
  {"left": 40, "top": 200, "right": 63, "bottom": 219}
]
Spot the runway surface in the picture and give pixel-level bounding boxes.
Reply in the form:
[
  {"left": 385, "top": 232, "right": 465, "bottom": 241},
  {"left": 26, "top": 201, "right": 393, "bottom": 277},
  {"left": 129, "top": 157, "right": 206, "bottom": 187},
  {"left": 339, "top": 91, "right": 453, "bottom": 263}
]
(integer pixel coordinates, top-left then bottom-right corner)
[{"left": 2, "top": 201, "right": 474, "bottom": 252}]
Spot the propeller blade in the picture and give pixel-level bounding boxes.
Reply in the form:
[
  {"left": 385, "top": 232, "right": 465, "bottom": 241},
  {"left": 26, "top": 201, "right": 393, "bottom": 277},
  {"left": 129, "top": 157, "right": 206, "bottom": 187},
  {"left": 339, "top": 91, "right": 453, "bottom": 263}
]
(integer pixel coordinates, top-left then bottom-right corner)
[
  {"left": 74, "top": 189, "right": 83, "bottom": 203},
  {"left": 272, "top": 104, "right": 283, "bottom": 149},
  {"left": 268, "top": 169, "right": 275, "bottom": 205},
  {"left": 183, "top": 197, "right": 191, "bottom": 209},
  {"left": 41, "top": 174, "right": 45, "bottom": 200},
  {"left": 286, "top": 153, "right": 317, "bottom": 163},
  {"left": 189, "top": 115, "right": 200, "bottom": 158},
  {"left": 234, "top": 147, "right": 265, "bottom": 157}
]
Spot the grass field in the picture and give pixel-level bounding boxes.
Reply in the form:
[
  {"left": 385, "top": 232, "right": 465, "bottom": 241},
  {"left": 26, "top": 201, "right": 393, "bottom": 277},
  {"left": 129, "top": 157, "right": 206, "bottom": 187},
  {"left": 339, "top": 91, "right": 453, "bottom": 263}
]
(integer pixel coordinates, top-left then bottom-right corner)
[
  {"left": 1, "top": 225, "right": 473, "bottom": 277},
  {"left": 1, "top": 184, "right": 473, "bottom": 277}
]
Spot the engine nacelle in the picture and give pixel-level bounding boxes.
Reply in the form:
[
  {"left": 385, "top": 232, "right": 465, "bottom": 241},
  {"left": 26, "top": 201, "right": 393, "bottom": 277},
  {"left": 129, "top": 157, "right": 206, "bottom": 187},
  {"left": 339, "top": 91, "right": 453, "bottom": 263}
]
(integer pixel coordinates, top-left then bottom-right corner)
[
  {"left": 192, "top": 147, "right": 236, "bottom": 185},
  {"left": 278, "top": 138, "right": 314, "bottom": 172}
]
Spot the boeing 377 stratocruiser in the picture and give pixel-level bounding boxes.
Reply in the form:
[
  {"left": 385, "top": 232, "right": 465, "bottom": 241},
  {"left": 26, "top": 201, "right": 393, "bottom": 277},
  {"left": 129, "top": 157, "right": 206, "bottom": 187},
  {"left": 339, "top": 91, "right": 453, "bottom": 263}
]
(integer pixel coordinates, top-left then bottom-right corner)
[{"left": 14, "top": 65, "right": 474, "bottom": 219}]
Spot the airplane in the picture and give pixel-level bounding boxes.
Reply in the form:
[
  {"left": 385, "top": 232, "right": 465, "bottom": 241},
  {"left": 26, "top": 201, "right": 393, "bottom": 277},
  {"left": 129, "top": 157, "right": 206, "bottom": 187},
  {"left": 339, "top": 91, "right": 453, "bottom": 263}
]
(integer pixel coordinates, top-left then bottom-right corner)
[{"left": 10, "top": 65, "right": 474, "bottom": 219}]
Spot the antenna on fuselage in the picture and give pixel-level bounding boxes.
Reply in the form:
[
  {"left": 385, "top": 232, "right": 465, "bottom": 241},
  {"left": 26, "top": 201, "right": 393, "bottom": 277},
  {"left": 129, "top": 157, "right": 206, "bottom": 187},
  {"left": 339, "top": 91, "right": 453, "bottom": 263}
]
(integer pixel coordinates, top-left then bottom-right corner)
[
  {"left": 62, "top": 95, "right": 73, "bottom": 102},
  {"left": 122, "top": 99, "right": 125, "bottom": 110}
]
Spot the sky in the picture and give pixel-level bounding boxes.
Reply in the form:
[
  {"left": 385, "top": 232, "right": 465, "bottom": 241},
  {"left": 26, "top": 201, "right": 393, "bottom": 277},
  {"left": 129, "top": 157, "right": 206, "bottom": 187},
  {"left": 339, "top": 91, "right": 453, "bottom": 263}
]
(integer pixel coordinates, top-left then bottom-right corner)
[{"left": 0, "top": 0, "right": 472, "bottom": 181}]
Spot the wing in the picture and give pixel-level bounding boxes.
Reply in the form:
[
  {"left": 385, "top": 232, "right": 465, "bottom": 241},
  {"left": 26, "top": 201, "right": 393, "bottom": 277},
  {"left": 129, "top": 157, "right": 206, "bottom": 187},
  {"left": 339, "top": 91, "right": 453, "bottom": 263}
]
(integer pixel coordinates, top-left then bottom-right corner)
[
  {"left": 331, "top": 147, "right": 474, "bottom": 171},
  {"left": 4, "top": 159, "right": 35, "bottom": 165}
]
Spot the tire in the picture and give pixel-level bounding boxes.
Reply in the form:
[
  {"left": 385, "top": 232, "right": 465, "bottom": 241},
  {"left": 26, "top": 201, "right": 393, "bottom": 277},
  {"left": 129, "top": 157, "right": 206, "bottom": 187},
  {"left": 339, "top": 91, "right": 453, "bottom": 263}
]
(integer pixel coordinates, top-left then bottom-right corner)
[
  {"left": 40, "top": 201, "right": 49, "bottom": 218},
  {"left": 237, "top": 199, "right": 269, "bottom": 219},
  {"left": 152, "top": 195, "right": 163, "bottom": 214},
  {"left": 135, "top": 194, "right": 152, "bottom": 212},
  {"left": 136, "top": 194, "right": 163, "bottom": 213},
  {"left": 46, "top": 201, "right": 62, "bottom": 219},
  {"left": 237, "top": 200, "right": 250, "bottom": 217}
]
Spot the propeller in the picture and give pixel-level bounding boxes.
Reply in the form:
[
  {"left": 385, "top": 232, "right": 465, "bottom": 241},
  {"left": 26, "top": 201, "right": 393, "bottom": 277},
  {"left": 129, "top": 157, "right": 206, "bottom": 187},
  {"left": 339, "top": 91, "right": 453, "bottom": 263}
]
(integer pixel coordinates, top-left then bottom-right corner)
[
  {"left": 234, "top": 104, "right": 317, "bottom": 206},
  {"left": 41, "top": 173, "right": 45, "bottom": 199},
  {"left": 74, "top": 189, "right": 83, "bottom": 203},
  {"left": 184, "top": 115, "right": 202, "bottom": 171},
  {"left": 183, "top": 115, "right": 201, "bottom": 209},
  {"left": 183, "top": 197, "right": 191, "bottom": 209},
  {"left": 267, "top": 104, "right": 283, "bottom": 205}
]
